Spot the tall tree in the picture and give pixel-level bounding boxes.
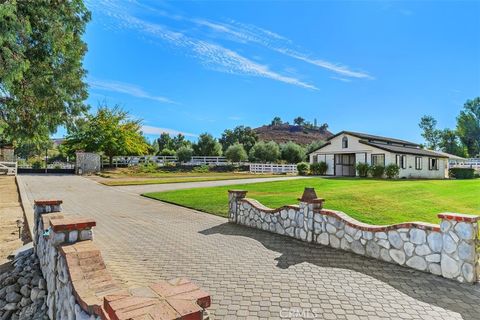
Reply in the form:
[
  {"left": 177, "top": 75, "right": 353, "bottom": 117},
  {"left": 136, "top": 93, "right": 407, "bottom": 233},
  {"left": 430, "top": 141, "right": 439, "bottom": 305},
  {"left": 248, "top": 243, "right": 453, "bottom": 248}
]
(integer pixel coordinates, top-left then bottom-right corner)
[
  {"left": 419, "top": 115, "right": 440, "bottom": 149},
  {"left": 270, "top": 117, "right": 283, "bottom": 126},
  {"left": 249, "top": 141, "right": 280, "bottom": 163},
  {"left": 64, "top": 106, "right": 149, "bottom": 165},
  {"left": 280, "top": 142, "right": 306, "bottom": 164},
  {"left": 293, "top": 117, "right": 306, "bottom": 126},
  {"left": 193, "top": 133, "right": 222, "bottom": 156},
  {"left": 156, "top": 133, "right": 173, "bottom": 154},
  {"left": 457, "top": 98, "right": 480, "bottom": 157},
  {"left": 438, "top": 129, "right": 466, "bottom": 157},
  {"left": 0, "top": 1, "right": 91, "bottom": 142},
  {"left": 219, "top": 126, "right": 257, "bottom": 152}
]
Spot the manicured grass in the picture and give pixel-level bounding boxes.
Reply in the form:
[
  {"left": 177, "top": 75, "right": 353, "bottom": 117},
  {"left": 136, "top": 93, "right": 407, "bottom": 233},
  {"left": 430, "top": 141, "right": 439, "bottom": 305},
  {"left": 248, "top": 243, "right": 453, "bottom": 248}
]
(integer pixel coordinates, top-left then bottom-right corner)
[{"left": 143, "top": 178, "right": 480, "bottom": 225}]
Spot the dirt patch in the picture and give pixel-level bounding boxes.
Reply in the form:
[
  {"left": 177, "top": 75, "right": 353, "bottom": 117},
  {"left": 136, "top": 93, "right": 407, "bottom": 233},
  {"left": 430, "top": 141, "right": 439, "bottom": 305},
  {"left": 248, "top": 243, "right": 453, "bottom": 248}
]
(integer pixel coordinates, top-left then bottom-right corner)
[{"left": 0, "top": 177, "right": 24, "bottom": 264}]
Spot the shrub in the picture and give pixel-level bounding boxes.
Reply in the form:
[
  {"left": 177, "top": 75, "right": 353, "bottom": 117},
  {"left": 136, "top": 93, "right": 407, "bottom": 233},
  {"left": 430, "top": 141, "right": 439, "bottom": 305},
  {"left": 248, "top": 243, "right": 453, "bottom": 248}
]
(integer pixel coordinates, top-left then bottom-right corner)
[
  {"left": 176, "top": 146, "right": 193, "bottom": 163},
  {"left": 192, "top": 164, "right": 210, "bottom": 173},
  {"left": 449, "top": 168, "right": 475, "bottom": 179},
  {"left": 225, "top": 143, "right": 248, "bottom": 163},
  {"left": 385, "top": 164, "right": 400, "bottom": 179},
  {"left": 138, "top": 162, "right": 158, "bottom": 173},
  {"left": 32, "top": 161, "right": 43, "bottom": 169},
  {"left": 280, "top": 142, "right": 305, "bottom": 164},
  {"left": 356, "top": 163, "right": 370, "bottom": 177},
  {"left": 249, "top": 141, "right": 280, "bottom": 163},
  {"left": 370, "top": 165, "right": 385, "bottom": 178},
  {"left": 297, "top": 162, "right": 309, "bottom": 175},
  {"left": 310, "top": 162, "right": 328, "bottom": 175},
  {"left": 159, "top": 148, "right": 176, "bottom": 156}
]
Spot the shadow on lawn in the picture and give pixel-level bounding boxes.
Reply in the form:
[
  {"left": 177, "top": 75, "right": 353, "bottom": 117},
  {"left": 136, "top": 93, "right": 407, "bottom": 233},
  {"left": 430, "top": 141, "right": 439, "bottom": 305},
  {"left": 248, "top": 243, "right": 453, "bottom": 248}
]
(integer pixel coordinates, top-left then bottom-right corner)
[{"left": 200, "top": 222, "right": 480, "bottom": 320}]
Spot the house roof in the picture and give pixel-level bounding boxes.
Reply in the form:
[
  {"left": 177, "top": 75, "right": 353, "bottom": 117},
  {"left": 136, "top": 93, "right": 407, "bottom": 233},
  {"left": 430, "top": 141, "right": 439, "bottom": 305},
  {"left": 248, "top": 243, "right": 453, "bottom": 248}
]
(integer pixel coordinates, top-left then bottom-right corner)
[
  {"left": 330, "top": 131, "right": 420, "bottom": 147},
  {"left": 431, "top": 150, "right": 467, "bottom": 160},
  {"left": 358, "top": 140, "right": 448, "bottom": 158}
]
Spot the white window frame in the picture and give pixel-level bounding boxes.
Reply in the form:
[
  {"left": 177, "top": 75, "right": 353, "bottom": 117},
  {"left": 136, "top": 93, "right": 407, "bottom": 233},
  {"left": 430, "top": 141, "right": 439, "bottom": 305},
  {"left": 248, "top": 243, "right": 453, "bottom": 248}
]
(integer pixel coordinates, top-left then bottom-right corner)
[{"left": 415, "top": 157, "right": 422, "bottom": 170}]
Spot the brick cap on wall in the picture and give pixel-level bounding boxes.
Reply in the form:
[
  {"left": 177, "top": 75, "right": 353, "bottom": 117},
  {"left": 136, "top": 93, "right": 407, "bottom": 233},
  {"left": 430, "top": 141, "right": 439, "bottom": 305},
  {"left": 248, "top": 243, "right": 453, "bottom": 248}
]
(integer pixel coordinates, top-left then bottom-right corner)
[
  {"left": 437, "top": 212, "right": 480, "bottom": 222},
  {"left": 50, "top": 217, "right": 96, "bottom": 232},
  {"left": 34, "top": 199, "right": 63, "bottom": 206}
]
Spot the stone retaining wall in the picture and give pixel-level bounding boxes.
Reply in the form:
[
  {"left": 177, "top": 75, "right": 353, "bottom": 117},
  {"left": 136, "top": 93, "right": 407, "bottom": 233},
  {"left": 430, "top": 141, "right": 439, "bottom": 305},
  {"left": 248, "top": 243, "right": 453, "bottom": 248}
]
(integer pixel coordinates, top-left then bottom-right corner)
[
  {"left": 228, "top": 189, "right": 480, "bottom": 283},
  {"left": 33, "top": 200, "right": 211, "bottom": 320}
]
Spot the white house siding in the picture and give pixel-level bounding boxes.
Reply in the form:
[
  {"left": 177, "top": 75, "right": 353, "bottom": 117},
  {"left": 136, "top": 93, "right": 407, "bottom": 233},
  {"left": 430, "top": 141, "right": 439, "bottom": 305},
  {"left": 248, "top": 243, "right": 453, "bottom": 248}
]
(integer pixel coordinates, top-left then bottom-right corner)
[{"left": 309, "top": 133, "right": 447, "bottom": 179}]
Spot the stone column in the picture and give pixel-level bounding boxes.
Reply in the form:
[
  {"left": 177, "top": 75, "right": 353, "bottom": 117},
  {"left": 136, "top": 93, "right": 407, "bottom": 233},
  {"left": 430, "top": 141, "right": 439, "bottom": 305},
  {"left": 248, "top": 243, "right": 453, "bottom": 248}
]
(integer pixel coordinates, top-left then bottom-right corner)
[
  {"left": 33, "top": 200, "right": 63, "bottom": 245},
  {"left": 298, "top": 188, "right": 324, "bottom": 243},
  {"left": 228, "top": 190, "right": 248, "bottom": 223},
  {"left": 438, "top": 213, "right": 480, "bottom": 283}
]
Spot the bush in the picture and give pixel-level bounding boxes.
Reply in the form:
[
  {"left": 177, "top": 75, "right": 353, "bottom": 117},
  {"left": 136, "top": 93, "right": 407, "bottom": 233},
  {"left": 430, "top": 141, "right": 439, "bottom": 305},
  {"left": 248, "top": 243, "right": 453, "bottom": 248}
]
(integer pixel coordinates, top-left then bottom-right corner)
[
  {"left": 385, "top": 164, "right": 400, "bottom": 179},
  {"left": 225, "top": 143, "right": 248, "bottom": 163},
  {"left": 159, "top": 148, "right": 176, "bottom": 156},
  {"left": 449, "top": 168, "right": 475, "bottom": 179},
  {"left": 176, "top": 146, "right": 193, "bottom": 163},
  {"left": 297, "top": 162, "right": 309, "bottom": 175},
  {"left": 280, "top": 142, "right": 305, "bottom": 164},
  {"left": 310, "top": 162, "right": 328, "bottom": 175},
  {"left": 138, "top": 162, "right": 158, "bottom": 173},
  {"left": 356, "top": 163, "right": 370, "bottom": 177},
  {"left": 192, "top": 165, "right": 210, "bottom": 173},
  {"left": 249, "top": 141, "right": 281, "bottom": 163},
  {"left": 370, "top": 165, "right": 385, "bottom": 178},
  {"left": 32, "top": 161, "right": 43, "bottom": 169}
]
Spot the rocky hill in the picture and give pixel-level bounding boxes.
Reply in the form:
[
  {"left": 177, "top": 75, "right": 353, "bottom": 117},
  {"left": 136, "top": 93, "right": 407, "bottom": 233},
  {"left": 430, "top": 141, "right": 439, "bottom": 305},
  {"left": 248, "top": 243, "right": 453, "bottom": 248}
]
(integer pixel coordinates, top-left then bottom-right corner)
[{"left": 254, "top": 124, "right": 333, "bottom": 145}]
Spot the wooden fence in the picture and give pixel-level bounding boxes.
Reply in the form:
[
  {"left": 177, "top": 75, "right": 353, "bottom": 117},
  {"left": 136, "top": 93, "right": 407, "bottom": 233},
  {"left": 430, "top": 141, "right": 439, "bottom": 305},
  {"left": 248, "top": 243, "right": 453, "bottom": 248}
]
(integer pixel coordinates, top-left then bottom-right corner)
[
  {"left": 449, "top": 158, "right": 480, "bottom": 171},
  {"left": 249, "top": 163, "right": 297, "bottom": 174},
  {"left": 103, "top": 156, "right": 229, "bottom": 167}
]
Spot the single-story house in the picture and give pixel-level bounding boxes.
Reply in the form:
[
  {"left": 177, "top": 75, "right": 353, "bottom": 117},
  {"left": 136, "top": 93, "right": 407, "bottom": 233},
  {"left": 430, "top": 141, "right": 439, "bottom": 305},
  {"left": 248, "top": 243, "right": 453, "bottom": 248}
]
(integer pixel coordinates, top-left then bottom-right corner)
[{"left": 308, "top": 131, "right": 449, "bottom": 179}]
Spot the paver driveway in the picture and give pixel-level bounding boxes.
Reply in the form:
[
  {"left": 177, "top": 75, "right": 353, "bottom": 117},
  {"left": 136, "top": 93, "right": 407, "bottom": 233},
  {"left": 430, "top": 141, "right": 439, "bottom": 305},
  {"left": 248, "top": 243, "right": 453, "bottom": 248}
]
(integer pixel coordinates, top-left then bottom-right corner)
[{"left": 19, "top": 174, "right": 480, "bottom": 319}]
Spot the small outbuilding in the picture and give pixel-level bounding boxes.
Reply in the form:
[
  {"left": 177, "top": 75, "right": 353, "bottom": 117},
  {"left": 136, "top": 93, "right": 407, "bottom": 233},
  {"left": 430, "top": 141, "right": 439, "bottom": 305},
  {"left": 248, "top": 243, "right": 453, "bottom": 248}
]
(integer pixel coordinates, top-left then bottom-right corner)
[{"left": 308, "top": 131, "right": 449, "bottom": 179}]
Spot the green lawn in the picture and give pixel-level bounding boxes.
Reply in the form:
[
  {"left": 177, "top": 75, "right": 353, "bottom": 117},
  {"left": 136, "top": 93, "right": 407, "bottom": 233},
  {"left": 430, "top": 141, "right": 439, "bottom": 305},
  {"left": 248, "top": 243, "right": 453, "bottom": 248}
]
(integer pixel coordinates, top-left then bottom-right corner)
[{"left": 143, "top": 178, "right": 480, "bottom": 225}]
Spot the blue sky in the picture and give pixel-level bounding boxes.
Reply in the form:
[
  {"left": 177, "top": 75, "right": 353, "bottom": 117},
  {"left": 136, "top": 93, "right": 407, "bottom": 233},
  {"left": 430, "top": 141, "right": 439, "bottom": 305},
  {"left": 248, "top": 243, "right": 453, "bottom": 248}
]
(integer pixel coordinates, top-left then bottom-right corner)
[{"left": 74, "top": 0, "right": 480, "bottom": 143}]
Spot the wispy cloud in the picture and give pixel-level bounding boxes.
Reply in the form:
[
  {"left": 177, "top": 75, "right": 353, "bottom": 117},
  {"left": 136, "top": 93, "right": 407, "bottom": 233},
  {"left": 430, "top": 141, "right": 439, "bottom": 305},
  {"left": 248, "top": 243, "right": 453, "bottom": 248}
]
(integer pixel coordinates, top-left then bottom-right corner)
[
  {"left": 89, "top": 79, "right": 176, "bottom": 104},
  {"left": 141, "top": 125, "right": 197, "bottom": 137},
  {"left": 87, "top": 1, "right": 317, "bottom": 90}
]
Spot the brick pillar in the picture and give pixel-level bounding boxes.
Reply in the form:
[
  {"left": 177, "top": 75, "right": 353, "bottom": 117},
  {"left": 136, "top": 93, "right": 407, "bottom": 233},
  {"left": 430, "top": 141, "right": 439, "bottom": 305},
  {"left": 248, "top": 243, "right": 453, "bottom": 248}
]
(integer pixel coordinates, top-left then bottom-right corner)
[
  {"left": 33, "top": 200, "right": 63, "bottom": 245},
  {"left": 228, "top": 190, "right": 247, "bottom": 223},
  {"left": 298, "top": 188, "right": 324, "bottom": 243},
  {"left": 438, "top": 213, "right": 480, "bottom": 283}
]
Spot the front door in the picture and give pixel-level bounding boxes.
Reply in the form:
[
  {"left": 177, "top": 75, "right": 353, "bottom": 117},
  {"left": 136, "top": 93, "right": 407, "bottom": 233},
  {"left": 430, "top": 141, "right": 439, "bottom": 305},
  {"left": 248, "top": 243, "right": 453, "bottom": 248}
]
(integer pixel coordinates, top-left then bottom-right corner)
[{"left": 334, "top": 154, "right": 356, "bottom": 176}]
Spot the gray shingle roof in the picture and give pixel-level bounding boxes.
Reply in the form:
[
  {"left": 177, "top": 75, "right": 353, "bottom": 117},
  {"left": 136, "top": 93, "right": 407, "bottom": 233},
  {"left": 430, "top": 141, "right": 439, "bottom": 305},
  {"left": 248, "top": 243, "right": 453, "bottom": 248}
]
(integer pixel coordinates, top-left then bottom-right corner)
[
  {"left": 359, "top": 140, "right": 448, "bottom": 158},
  {"left": 333, "top": 131, "right": 420, "bottom": 147}
]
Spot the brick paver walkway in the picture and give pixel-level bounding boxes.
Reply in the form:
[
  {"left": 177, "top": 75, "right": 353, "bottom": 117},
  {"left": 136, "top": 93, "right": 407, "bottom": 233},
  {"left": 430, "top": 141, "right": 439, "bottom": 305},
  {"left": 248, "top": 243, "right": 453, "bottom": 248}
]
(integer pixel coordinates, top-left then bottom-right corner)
[{"left": 19, "top": 174, "right": 480, "bottom": 319}]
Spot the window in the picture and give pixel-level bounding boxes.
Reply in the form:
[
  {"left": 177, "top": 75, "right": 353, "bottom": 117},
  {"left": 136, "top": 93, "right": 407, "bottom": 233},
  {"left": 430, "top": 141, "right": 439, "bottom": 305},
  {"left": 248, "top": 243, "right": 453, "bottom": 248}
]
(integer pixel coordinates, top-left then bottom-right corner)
[
  {"left": 429, "top": 158, "right": 438, "bottom": 170},
  {"left": 342, "top": 136, "right": 348, "bottom": 148},
  {"left": 415, "top": 157, "right": 422, "bottom": 170},
  {"left": 395, "top": 155, "right": 407, "bottom": 169},
  {"left": 371, "top": 154, "right": 385, "bottom": 166}
]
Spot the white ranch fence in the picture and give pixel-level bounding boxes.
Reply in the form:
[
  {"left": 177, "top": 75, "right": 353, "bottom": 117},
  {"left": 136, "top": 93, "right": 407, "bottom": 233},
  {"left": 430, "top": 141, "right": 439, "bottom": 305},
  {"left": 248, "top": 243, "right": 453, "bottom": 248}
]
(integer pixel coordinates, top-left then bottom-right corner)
[
  {"left": 103, "top": 156, "right": 229, "bottom": 167},
  {"left": 449, "top": 158, "right": 480, "bottom": 172},
  {"left": 0, "top": 161, "right": 17, "bottom": 175},
  {"left": 249, "top": 163, "right": 297, "bottom": 174}
]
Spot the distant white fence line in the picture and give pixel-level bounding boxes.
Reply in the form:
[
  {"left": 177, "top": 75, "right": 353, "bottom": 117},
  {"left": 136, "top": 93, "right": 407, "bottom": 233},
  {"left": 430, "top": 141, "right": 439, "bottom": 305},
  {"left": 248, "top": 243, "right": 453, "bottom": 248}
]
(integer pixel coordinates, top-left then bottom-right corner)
[
  {"left": 249, "top": 163, "right": 297, "bottom": 174},
  {"left": 103, "top": 155, "right": 229, "bottom": 167},
  {"left": 0, "top": 161, "right": 17, "bottom": 175},
  {"left": 449, "top": 158, "right": 480, "bottom": 171}
]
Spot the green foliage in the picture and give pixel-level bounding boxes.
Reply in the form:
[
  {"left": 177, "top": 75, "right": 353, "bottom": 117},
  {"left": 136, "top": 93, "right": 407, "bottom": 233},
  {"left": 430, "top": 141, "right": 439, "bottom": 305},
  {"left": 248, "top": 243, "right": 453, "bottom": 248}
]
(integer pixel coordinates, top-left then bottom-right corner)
[
  {"left": 296, "top": 162, "right": 309, "bottom": 175},
  {"left": 419, "top": 115, "right": 440, "bottom": 150},
  {"left": 449, "top": 168, "right": 475, "bottom": 179},
  {"left": 225, "top": 143, "right": 248, "bottom": 163},
  {"left": 159, "top": 149, "right": 175, "bottom": 156},
  {"left": 456, "top": 98, "right": 480, "bottom": 157},
  {"left": 31, "top": 161, "right": 42, "bottom": 169},
  {"left": 249, "top": 141, "right": 280, "bottom": 163},
  {"left": 156, "top": 133, "right": 190, "bottom": 154},
  {"left": 310, "top": 162, "right": 328, "bottom": 175},
  {"left": 176, "top": 146, "right": 193, "bottom": 163},
  {"left": 192, "top": 165, "right": 210, "bottom": 173},
  {"left": 138, "top": 162, "right": 158, "bottom": 173},
  {"left": 305, "top": 141, "right": 325, "bottom": 154},
  {"left": 385, "top": 164, "right": 400, "bottom": 179},
  {"left": 219, "top": 126, "right": 257, "bottom": 153},
  {"left": 280, "top": 142, "right": 305, "bottom": 164},
  {"left": 370, "top": 165, "right": 385, "bottom": 178},
  {"left": 293, "top": 117, "right": 305, "bottom": 126},
  {"left": 193, "top": 133, "right": 222, "bottom": 156},
  {"left": 0, "top": 0, "right": 90, "bottom": 142},
  {"left": 438, "top": 129, "right": 467, "bottom": 157},
  {"left": 270, "top": 117, "right": 283, "bottom": 126},
  {"left": 64, "top": 105, "right": 149, "bottom": 165},
  {"left": 356, "top": 163, "right": 370, "bottom": 177}
]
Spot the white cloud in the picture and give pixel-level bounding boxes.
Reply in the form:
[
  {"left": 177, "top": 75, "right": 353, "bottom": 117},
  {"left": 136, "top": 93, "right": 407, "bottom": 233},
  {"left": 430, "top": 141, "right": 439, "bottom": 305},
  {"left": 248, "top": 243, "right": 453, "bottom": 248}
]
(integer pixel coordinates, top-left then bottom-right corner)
[
  {"left": 89, "top": 79, "right": 176, "bottom": 104},
  {"left": 141, "top": 125, "right": 198, "bottom": 137}
]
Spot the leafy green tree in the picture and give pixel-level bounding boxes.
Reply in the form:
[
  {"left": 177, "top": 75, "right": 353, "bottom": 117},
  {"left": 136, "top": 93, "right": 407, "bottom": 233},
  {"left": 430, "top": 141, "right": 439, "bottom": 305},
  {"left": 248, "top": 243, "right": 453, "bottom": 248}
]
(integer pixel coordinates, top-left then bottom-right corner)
[
  {"left": 64, "top": 106, "right": 149, "bottom": 166},
  {"left": 293, "top": 117, "right": 306, "bottom": 126},
  {"left": 156, "top": 133, "right": 173, "bottom": 153},
  {"left": 159, "top": 149, "right": 175, "bottom": 156},
  {"left": 225, "top": 143, "right": 248, "bottom": 163},
  {"left": 280, "top": 142, "right": 305, "bottom": 163},
  {"left": 419, "top": 115, "right": 440, "bottom": 149},
  {"left": 438, "top": 129, "right": 466, "bottom": 157},
  {"left": 270, "top": 117, "right": 283, "bottom": 126},
  {"left": 172, "top": 134, "right": 191, "bottom": 150},
  {"left": 306, "top": 141, "right": 325, "bottom": 154},
  {"left": 193, "top": 133, "right": 222, "bottom": 156},
  {"left": 219, "top": 126, "right": 257, "bottom": 152},
  {"left": 0, "top": 1, "right": 90, "bottom": 142},
  {"left": 456, "top": 98, "right": 480, "bottom": 157},
  {"left": 249, "top": 141, "right": 280, "bottom": 163},
  {"left": 176, "top": 146, "right": 193, "bottom": 163}
]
